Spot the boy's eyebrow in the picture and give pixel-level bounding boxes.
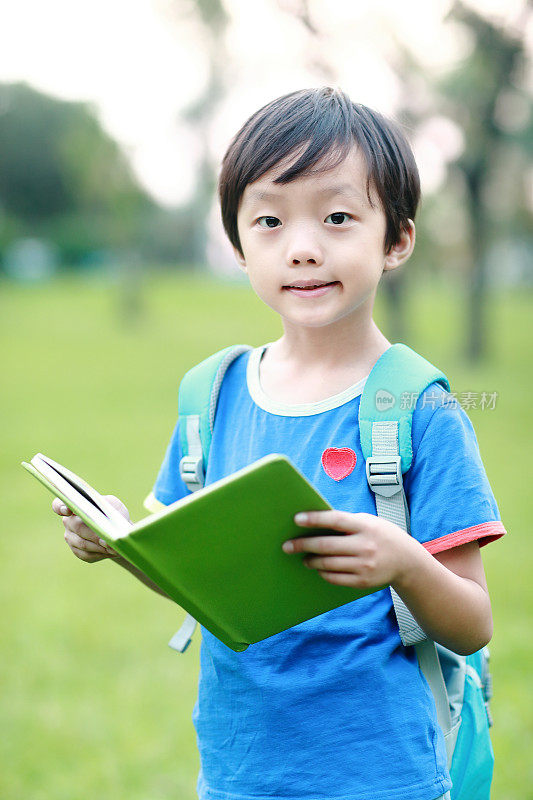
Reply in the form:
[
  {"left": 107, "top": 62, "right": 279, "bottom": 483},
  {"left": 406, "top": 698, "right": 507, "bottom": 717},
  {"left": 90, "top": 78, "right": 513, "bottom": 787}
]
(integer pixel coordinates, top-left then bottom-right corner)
[{"left": 244, "top": 183, "right": 370, "bottom": 207}]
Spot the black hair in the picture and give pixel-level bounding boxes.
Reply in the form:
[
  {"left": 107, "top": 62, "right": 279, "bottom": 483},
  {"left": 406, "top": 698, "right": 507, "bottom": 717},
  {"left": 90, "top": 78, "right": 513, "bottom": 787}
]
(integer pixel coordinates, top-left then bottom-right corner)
[{"left": 219, "top": 87, "right": 420, "bottom": 256}]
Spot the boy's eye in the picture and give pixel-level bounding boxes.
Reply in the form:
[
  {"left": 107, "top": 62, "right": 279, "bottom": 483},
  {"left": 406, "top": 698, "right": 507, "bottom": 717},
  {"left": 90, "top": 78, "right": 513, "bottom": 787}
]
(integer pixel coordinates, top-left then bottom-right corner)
[
  {"left": 325, "top": 212, "right": 351, "bottom": 225},
  {"left": 257, "top": 216, "right": 281, "bottom": 228}
]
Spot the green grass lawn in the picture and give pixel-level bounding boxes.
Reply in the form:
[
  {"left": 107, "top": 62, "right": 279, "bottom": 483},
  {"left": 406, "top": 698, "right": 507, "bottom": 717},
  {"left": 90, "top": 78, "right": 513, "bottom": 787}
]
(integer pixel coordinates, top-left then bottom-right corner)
[{"left": 1, "top": 270, "right": 531, "bottom": 799}]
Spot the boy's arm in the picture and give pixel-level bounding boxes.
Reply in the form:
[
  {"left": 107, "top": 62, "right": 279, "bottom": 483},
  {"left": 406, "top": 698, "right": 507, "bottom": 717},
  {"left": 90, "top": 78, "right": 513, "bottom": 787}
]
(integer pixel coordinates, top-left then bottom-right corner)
[
  {"left": 390, "top": 539, "right": 492, "bottom": 654},
  {"left": 283, "top": 511, "right": 493, "bottom": 655}
]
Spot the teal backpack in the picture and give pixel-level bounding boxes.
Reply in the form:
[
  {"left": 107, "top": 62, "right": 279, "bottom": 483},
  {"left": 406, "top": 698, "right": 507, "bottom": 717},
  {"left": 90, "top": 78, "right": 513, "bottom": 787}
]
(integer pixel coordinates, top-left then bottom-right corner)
[{"left": 169, "top": 342, "right": 495, "bottom": 800}]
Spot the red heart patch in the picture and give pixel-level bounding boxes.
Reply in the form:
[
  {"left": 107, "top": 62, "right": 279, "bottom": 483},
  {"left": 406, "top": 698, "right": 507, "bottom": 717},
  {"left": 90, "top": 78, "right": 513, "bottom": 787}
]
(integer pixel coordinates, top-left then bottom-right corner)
[{"left": 321, "top": 447, "right": 357, "bottom": 481}]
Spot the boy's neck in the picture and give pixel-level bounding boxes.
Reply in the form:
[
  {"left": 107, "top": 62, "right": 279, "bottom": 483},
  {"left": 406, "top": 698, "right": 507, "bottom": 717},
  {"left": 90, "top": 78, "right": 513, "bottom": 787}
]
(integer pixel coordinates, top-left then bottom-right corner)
[
  {"left": 258, "top": 316, "right": 391, "bottom": 405},
  {"left": 270, "top": 317, "right": 391, "bottom": 375}
]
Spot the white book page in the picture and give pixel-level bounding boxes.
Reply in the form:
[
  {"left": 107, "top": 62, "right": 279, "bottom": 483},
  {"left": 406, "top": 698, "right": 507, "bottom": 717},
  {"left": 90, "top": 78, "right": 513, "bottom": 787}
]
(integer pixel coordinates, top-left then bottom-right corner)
[
  {"left": 31, "top": 455, "right": 130, "bottom": 540},
  {"left": 35, "top": 454, "right": 132, "bottom": 533}
]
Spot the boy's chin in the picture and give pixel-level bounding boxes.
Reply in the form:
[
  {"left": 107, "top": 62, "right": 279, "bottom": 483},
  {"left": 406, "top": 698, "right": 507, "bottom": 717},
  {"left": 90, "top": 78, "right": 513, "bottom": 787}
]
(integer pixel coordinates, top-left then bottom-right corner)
[{"left": 279, "top": 312, "right": 348, "bottom": 330}]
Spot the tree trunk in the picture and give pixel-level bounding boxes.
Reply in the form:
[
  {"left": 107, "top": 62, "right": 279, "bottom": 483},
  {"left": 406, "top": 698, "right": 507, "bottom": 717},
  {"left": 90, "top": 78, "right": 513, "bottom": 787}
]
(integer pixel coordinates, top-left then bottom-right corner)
[{"left": 463, "top": 162, "right": 488, "bottom": 363}]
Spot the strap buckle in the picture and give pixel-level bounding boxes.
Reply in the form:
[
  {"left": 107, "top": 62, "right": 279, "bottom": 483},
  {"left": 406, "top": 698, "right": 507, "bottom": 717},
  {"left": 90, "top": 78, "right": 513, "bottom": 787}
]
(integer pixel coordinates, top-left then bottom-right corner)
[
  {"left": 179, "top": 455, "right": 204, "bottom": 492},
  {"left": 168, "top": 615, "right": 198, "bottom": 653},
  {"left": 365, "top": 455, "right": 403, "bottom": 497}
]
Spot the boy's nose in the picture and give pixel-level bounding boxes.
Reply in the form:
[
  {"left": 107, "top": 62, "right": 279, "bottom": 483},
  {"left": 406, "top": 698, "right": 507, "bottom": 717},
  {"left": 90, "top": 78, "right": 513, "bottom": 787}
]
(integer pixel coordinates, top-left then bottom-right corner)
[
  {"left": 286, "top": 236, "right": 324, "bottom": 267},
  {"left": 290, "top": 255, "right": 320, "bottom": 265}
]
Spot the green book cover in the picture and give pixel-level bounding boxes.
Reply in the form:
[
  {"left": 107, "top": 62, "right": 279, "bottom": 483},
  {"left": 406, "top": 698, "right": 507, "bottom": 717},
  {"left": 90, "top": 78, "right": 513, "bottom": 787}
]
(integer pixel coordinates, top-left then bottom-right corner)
[{"left": 22, "top": 453, "right": 381, "bottom": 651}]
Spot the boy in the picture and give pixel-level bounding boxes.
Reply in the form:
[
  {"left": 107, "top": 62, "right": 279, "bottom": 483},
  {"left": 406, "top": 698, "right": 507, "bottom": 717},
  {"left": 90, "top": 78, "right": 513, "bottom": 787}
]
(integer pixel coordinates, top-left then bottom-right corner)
[{"left": 54, "top": 87, "right": 506, "bottom": 800}]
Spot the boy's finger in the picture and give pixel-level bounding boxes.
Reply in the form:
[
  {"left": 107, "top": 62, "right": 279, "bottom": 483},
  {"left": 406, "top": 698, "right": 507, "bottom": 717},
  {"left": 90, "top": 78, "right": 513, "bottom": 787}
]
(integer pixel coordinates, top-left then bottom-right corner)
[
  {"left": 283, "top": 535, "right": 356, "bottom": 555},
  {"left": 317, "top": 570, "right": 363, "bottom": 587},
  {"left": 62, "top": 514, "right": 99, "bottom": 543},
  {"left": 69, "top": 544, "right": 106, "bottom": 563},
  {"left": 293, "top": 510, "right": 364, "bottom": 531},
  {"left": 52, "top": 498, "right": 72, "bottom": 516},
  {"left": 65, "top": 530, "right": 105, "bottom": 553},
  {"left": 65, "top": 530, "right": 115, "bottom": 555},
  {"left": 304, "top": 555, "right": 358, "bottom": 572},
  {"left": 104, "top": 495, "right": 130, "bottom": 521}
]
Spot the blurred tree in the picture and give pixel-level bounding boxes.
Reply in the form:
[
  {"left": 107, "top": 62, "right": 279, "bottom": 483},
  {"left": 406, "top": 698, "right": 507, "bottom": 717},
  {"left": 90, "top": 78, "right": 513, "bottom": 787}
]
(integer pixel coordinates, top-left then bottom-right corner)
[
  {"left": 0, "top": 82, "right": 153, "bottom": 262},
  {"left": 277, "top": 0, "right": 336, "bottom": 82},
  {"left": 163, "top": 0, "right": 230, "bottom": 269},
  {"left": 441, "top": 1, "right": 532, "bottom": 361},
  {"left": 391, "top": 2, "right": 532, "bottom": 361}
]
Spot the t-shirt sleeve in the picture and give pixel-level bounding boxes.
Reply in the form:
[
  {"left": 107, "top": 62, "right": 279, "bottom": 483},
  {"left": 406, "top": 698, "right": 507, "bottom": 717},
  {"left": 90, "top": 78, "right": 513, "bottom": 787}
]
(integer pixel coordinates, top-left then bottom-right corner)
[
  {"left": 143, "top": 418, "right": 191, "bottom": 513},
  {"left": 403, "top": 385, "right": 507, "bottom": 554}
]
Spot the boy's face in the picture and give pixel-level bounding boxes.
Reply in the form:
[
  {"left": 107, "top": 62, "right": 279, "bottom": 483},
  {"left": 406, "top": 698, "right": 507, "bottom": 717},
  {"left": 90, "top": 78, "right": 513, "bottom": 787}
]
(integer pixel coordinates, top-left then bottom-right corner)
[{"left": 235, "top": 146, "right": 414, "bottom": 333}]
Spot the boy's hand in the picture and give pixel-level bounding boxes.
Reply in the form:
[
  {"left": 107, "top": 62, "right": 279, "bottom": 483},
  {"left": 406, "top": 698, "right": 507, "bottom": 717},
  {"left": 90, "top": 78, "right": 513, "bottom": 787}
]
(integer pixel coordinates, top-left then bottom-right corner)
[
  {"left": 52, "top": 496, "right": 129, "bottom": 563},
  {"left": 283, "top": 511, "right": 418, "bottom": 589}
]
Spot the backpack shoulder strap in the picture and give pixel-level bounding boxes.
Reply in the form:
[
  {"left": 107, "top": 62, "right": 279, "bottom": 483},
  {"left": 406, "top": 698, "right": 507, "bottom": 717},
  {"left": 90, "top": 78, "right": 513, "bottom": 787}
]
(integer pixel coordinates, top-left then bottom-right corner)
[
  {"left": 168, "top": 344, "right": 252, "bottom": 653},
  {"left": 360, "top": 344, "right": 455, "bottom": 764},
  {"left": 178, "top": 344, "right": 252, "bottom": 492},
  {"left": 360, "top": 343, "right": 449, "bottom": 639},
  {"left": 360, "top": 343, "right": 449, "bottom": 645},
  {"left": 359, "top": 342, "right": 450, "bottom": 474}
]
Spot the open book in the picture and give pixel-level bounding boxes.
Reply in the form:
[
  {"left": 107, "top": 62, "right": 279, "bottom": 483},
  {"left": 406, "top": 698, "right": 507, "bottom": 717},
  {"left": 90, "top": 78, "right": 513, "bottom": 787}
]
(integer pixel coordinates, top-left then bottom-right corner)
[{"left": 23, "top": 453, "right": 380, "bottom": 651}]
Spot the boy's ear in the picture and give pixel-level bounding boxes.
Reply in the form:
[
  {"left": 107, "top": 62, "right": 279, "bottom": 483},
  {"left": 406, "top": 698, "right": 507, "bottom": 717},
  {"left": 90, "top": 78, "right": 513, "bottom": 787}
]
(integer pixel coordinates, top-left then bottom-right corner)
[
  {"left": 233, "top": 246, "right": 247, "bottom": 272},
  {"left": 383, "top": 219, "right": 415, "bottom": 272}
]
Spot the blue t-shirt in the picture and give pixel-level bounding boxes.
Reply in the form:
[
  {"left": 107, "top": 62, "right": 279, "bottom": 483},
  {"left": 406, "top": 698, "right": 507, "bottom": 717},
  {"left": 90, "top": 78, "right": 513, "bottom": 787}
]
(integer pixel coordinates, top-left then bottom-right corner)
[{"left": 150, "top": 345, "right": 505, "bottom": 800}]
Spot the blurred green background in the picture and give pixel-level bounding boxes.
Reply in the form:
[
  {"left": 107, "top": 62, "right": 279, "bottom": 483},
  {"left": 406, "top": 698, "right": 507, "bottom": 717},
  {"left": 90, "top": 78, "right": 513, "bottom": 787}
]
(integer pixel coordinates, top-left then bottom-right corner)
[{"left": 1, "top": 0, "right": 532, "bottom": 797}]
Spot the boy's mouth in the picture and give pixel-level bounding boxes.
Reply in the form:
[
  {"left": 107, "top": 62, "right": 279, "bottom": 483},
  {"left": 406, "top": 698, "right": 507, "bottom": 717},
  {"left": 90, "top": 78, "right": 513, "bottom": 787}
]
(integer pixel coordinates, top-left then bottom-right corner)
[{"left": 283, "top": 280, "right": 340, "bottom": 297}]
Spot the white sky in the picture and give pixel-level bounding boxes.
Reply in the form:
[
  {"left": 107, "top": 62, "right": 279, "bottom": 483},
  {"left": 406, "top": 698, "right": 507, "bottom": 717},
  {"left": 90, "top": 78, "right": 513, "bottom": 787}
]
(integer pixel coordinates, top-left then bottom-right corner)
[{"left": 0, "top": 0, "right": 530, "bottom": 207}]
